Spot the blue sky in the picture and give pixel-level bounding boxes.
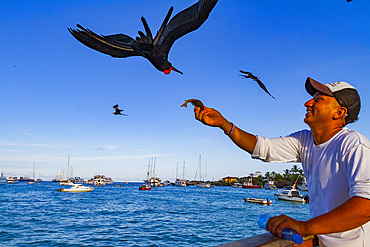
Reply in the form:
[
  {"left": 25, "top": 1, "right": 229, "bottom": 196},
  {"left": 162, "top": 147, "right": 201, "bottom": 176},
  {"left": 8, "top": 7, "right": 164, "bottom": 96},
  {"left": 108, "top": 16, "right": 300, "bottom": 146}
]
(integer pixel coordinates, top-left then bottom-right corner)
[{"left": 1, "top": 1, "right": 369, "bottom": 182}]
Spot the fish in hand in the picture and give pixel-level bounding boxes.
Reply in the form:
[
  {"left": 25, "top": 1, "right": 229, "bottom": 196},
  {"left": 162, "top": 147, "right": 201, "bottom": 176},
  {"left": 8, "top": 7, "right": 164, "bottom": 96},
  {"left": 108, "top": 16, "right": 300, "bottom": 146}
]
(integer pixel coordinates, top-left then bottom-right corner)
[{"left": 181, "top": 99, "right": 204, "bottom": 111}]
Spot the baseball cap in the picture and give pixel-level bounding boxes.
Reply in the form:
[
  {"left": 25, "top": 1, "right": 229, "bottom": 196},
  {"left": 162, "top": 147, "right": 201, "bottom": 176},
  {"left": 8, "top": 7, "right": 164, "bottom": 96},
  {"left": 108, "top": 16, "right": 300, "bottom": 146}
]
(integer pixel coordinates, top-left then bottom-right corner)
[{"left": 305, "top": 77, "right": 361, "bottom": 124}]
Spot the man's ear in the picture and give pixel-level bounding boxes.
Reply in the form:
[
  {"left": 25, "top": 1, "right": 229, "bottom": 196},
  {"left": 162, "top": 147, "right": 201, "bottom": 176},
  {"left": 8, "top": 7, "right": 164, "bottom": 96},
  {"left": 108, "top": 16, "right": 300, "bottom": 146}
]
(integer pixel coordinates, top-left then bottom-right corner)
[{"left": 333, "top": 107, "right": 347, "bottom": 121}]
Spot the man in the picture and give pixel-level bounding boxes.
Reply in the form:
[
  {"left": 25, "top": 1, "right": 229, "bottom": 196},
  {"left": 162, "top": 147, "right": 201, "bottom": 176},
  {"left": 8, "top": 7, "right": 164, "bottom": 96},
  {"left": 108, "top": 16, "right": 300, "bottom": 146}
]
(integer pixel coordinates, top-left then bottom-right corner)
[{"left": 194, "top": 77, "right": 370, "bottom": 246}]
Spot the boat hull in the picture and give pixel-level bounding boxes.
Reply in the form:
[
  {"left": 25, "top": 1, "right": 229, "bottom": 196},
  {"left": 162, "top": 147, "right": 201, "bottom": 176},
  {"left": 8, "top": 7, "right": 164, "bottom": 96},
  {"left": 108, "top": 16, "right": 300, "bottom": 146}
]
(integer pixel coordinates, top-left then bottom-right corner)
[
  {"left": 244, "top": 198, "right": 272, "bottom": 205},
  {"left": 242, "top": 185, "right": 262, "bottom": 189},
  {"left": 275, "top": 195, "right": 306, "bottom": 203},
  {"left": 139, "top": 185, "right": 152, "bottom": 190},
  {"left": 57, "top": 184, "right": 94, "bottom": 192}
]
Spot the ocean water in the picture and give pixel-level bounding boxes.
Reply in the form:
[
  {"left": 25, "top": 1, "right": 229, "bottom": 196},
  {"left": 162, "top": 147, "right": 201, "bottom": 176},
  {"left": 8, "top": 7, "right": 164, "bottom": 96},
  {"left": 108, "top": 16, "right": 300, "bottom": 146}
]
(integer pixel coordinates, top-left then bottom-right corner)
[{"left": 0, "top": 182, "right": 309, "bottom": 246}]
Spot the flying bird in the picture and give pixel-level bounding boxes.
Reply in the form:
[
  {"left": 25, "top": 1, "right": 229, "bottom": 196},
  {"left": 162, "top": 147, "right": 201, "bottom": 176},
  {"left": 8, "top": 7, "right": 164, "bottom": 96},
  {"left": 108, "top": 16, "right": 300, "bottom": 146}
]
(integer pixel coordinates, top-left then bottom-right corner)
[
  {"left": 239, "top": 70, "right": 275, "bottom": 99},
  {"left": 68, "top": 0, "right": 218, "bottom": 75},
  {"left": 113, "top": 104, "right": 127, "bottom": 116}
]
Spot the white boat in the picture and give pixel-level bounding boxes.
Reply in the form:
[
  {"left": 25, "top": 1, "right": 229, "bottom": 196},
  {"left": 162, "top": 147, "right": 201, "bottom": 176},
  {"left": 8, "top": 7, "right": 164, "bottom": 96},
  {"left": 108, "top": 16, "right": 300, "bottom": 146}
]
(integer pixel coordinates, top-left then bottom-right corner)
[
  {"left": 298, "top": 177, "right": 308, "bottom": 191},
  {"left": 93, "top": 175, "right": 106, "bottom": 186},
  {"left": 231, "top": 183, "right": 242, "bottom": 188},
  {"left": 72, "top": 177, "right": 85, "bottom": 184},
  {"left": 105, "top": 177, "right": 114, "bottom": 185},
  {"left": 244, "top": 197, "right": 272, "bottom": 205},
  {"left": 57, "top": 184, "right": 94, "bottom": 192},
  {"left": 0, "top": 172, "right": 6, "bottom": 185},
  {"left": 60, "top": 179, "right": 74, "bottom": 186},
  {"left": 264, "top": 180, "right": 277, "bottom": 190},
  {"left": 175, "top": 161, "right": 187, "bottom": 187},
  {"left": 275, "top": 187, "right": 309, "bottom": 203},
  {"left": 144, "top": 158, "right": 162, "bottom": 187},
  {"left": 197, "top": 182, "right": 211, "bottom": 188},
  {"left": 195, "top": 155, "right": 213, "bottom": 188},
  {"left": 7, "top": 176, "right": 18, "bottom": 184},
  {"left": 175, "top": 178, "right": 187, "bottom": 187}
]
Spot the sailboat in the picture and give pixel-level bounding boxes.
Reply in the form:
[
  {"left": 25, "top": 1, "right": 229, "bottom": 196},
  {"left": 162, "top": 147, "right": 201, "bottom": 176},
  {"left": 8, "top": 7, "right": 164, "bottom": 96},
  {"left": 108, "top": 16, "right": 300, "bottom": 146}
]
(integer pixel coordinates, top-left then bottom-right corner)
[
  {"left": 196, "top": 155, "right": 212, "bottom": 188},
  {"left": 60, "top": 155, "right": 74, "bottom": 186},
  {"left": 144, "top": 157, "right": 162, "bottom": 187},
  {"left": 175, "top": 161, "right": 187, "bottom": 187},
  {"left": 0, "top": 172, "right": 6, "bottom": 185},
  {"left": 29, "top": 163, "right": 35, "bottom": 184},
  {"left": 140, "top": 158, "right": 152, "bottom": 190}
]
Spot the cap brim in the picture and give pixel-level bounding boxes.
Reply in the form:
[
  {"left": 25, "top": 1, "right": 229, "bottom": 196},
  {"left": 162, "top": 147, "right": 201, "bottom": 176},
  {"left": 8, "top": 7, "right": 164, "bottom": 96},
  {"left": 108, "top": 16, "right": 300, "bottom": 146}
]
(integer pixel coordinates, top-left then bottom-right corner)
[{"left": 305, "top": 77, "right": 333, "bottom": 96}]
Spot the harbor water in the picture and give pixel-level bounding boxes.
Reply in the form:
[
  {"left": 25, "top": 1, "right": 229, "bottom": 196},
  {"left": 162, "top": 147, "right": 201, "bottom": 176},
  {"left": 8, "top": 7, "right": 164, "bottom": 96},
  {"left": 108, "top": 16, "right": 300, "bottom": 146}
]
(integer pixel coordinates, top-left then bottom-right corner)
[{"left": 0, "top": 182, "right": 309, "bottom": 246}]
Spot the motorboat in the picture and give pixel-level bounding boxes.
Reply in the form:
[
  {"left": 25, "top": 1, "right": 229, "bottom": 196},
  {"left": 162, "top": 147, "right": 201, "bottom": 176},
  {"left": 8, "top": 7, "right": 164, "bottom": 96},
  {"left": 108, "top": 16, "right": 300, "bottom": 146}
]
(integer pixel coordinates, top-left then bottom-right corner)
[
  {"left": 60, "top": 179, "right": 74, "bottom": 186},
  {"left": 19, "top": 176, "right": 31, "bottom": 182},
  {"left": 93, "top": 175, "right": 106, "bottom": 186},
  {"left": 139, "top": 184, "right": 152, "bottom": 190},
  {"left": 105, "top": 177, "right": 114, "bottom": 185},
  {"left": 89, "top": 174, "right": 114, "bottom": 186},
  {"left": 0, "top": 172, "right": 6, "bottom": 185},
  {"left": 244, "top": 197, "right": 272, "bottom": 205},
  {"left": 242, "top": 182, "right": 262, "bottom": 189},
  {"left": 197, "top": 182, "right": 211, "bottom": 188},
  {"left": 275, "top": 187, "right": 309, "bottom": 203},
  {"left": 7, "top": 176, "right": 18, "bottom": 184},
  {"left": 263, "top": 180, "right": 277, "bottom": 190},
  {"left": 57, "top": 184, "right": 94, "bottom": 192},
  {"left": 175, "top": 179, "right": 187, "bottom": 187},
  {"left": 72, "top": 177, "right": 85, "bottom": 184},
  {"left": 298, "top": 177, "right": 308, "bottom": 191},
  {"left": 231, "top": 183, "right": 242, "bottom": 188}
]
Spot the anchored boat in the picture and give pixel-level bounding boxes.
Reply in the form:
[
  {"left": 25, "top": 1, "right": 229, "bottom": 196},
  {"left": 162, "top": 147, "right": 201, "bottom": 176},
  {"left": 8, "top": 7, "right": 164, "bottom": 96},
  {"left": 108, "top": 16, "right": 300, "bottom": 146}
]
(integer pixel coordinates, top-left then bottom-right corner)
[
  {"left": 275, "top": 187, "right": 309, "bottom": 203},
  {"left": 244, "top": 198, "right": 272, "bottom": 205},
  {"left": 57, "top": 184, "right": 94, "bottom": 192}
]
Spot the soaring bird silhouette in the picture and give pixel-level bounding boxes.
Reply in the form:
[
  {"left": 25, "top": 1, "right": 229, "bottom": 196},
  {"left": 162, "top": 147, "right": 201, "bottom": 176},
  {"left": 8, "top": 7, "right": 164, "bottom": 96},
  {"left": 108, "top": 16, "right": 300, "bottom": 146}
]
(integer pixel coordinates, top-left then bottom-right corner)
[
  {"left": 239, "top": 70, "right": 275, "bottom": 99},
  {"left": 68, "top": 0, "right": 218, "bottom": 75},
  {"left": 113, "top": 104, "right": 127, "bottom": 116}
]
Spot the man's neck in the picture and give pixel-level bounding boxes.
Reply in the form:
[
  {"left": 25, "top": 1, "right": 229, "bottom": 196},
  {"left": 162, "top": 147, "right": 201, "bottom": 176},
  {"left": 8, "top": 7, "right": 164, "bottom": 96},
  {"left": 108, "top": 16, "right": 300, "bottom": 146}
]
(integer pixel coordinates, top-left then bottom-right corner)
[{"left": 311, "top": 126, "right": 343, "bottom": 145}]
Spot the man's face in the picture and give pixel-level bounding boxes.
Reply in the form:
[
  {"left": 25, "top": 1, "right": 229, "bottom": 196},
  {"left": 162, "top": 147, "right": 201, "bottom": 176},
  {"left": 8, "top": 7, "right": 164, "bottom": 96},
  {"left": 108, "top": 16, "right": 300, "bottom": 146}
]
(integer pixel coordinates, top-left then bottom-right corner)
[{"left": 304, "top": 92, "right": 341, "bottom": 127}]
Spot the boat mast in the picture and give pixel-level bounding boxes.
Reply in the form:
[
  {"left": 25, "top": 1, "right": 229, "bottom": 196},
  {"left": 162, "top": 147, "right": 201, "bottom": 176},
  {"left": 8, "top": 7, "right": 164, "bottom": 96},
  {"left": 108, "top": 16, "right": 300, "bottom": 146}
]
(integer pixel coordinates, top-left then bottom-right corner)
[
  {"left": 199, "top": 155, "right": 202, "bottom": 182},
  {"left": 182, "top": 161, "right": 185, "bottom": 180},
  {"left": 176, "top": 162, "right": 178, "bottom": 180},
  {"left": 67, "top": 155, "right": 70, "bottom": 180},
  {"left": 153, "top": 157, "right": 156, "bottom": 178},
  {"left": 205, "top": 163, "right": 207, "bottom": 182},
  {"left": 146, "top": 158, "right": 150, "bottom": 182}
]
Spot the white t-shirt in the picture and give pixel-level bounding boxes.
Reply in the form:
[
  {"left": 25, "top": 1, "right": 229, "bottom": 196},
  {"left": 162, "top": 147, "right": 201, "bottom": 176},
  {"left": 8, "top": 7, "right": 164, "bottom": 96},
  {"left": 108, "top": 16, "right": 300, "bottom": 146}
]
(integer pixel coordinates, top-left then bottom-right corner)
[{"left": 252, "top": 128, "right": 370, "bottom": 247}]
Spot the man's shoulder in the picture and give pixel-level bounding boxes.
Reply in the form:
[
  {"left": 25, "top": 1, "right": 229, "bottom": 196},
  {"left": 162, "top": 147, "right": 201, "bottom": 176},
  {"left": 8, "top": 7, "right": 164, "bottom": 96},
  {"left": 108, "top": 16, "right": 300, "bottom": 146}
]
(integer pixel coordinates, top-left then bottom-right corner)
[
  {"left": 338, "top": 128, "right": 370, "bottom": 149},
  {"left": 289, "top": 129, "right": 312, "bottom": 140}
]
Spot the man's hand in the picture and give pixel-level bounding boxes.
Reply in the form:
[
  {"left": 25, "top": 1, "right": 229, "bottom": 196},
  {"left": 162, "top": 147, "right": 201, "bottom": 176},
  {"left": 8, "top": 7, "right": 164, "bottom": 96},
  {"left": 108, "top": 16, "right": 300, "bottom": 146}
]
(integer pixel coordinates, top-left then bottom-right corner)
[
  {"left": 194, "top": 106, "right": 227, "bottom": 129},
  {"left": 266, "top": 214, "right": 307, "bottom": 238}
]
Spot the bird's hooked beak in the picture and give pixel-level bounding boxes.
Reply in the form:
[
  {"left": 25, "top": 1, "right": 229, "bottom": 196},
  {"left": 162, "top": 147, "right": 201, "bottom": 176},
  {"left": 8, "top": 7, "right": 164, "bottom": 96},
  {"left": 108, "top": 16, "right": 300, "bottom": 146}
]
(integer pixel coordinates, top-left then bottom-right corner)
[{"left": 164, "top": 66, "right": 183, "bottom": 75}]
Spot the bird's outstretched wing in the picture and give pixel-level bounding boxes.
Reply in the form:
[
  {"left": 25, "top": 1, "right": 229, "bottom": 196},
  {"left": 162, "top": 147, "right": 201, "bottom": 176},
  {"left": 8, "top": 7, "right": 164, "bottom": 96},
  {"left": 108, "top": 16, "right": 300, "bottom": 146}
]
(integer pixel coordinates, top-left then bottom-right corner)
[
  {"left": 68, "top": 24, "right": 140, "bottom": 58},
  {"left": 240, "top": 70, "right": 275, "bottom": 99},
  {"left": 157, "top": 0, "right": 218, "bottom": 56},
  {"left": 255, "top": 78, "right": 275, "bottom": 99}
]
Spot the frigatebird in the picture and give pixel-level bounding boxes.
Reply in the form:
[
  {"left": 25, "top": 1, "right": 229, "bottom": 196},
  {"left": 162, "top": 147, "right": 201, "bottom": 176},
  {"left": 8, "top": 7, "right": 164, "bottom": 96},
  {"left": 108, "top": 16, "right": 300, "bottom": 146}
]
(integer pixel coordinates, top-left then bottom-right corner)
[
  {"left": 68, "top": 0, "right": 218, "bottom": 75},
  {"left": 113, "top": 104, "right": 127, "bottom": 116},
  {"left": 239, "top": 70, "right": 275, "bottom": 99}
]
